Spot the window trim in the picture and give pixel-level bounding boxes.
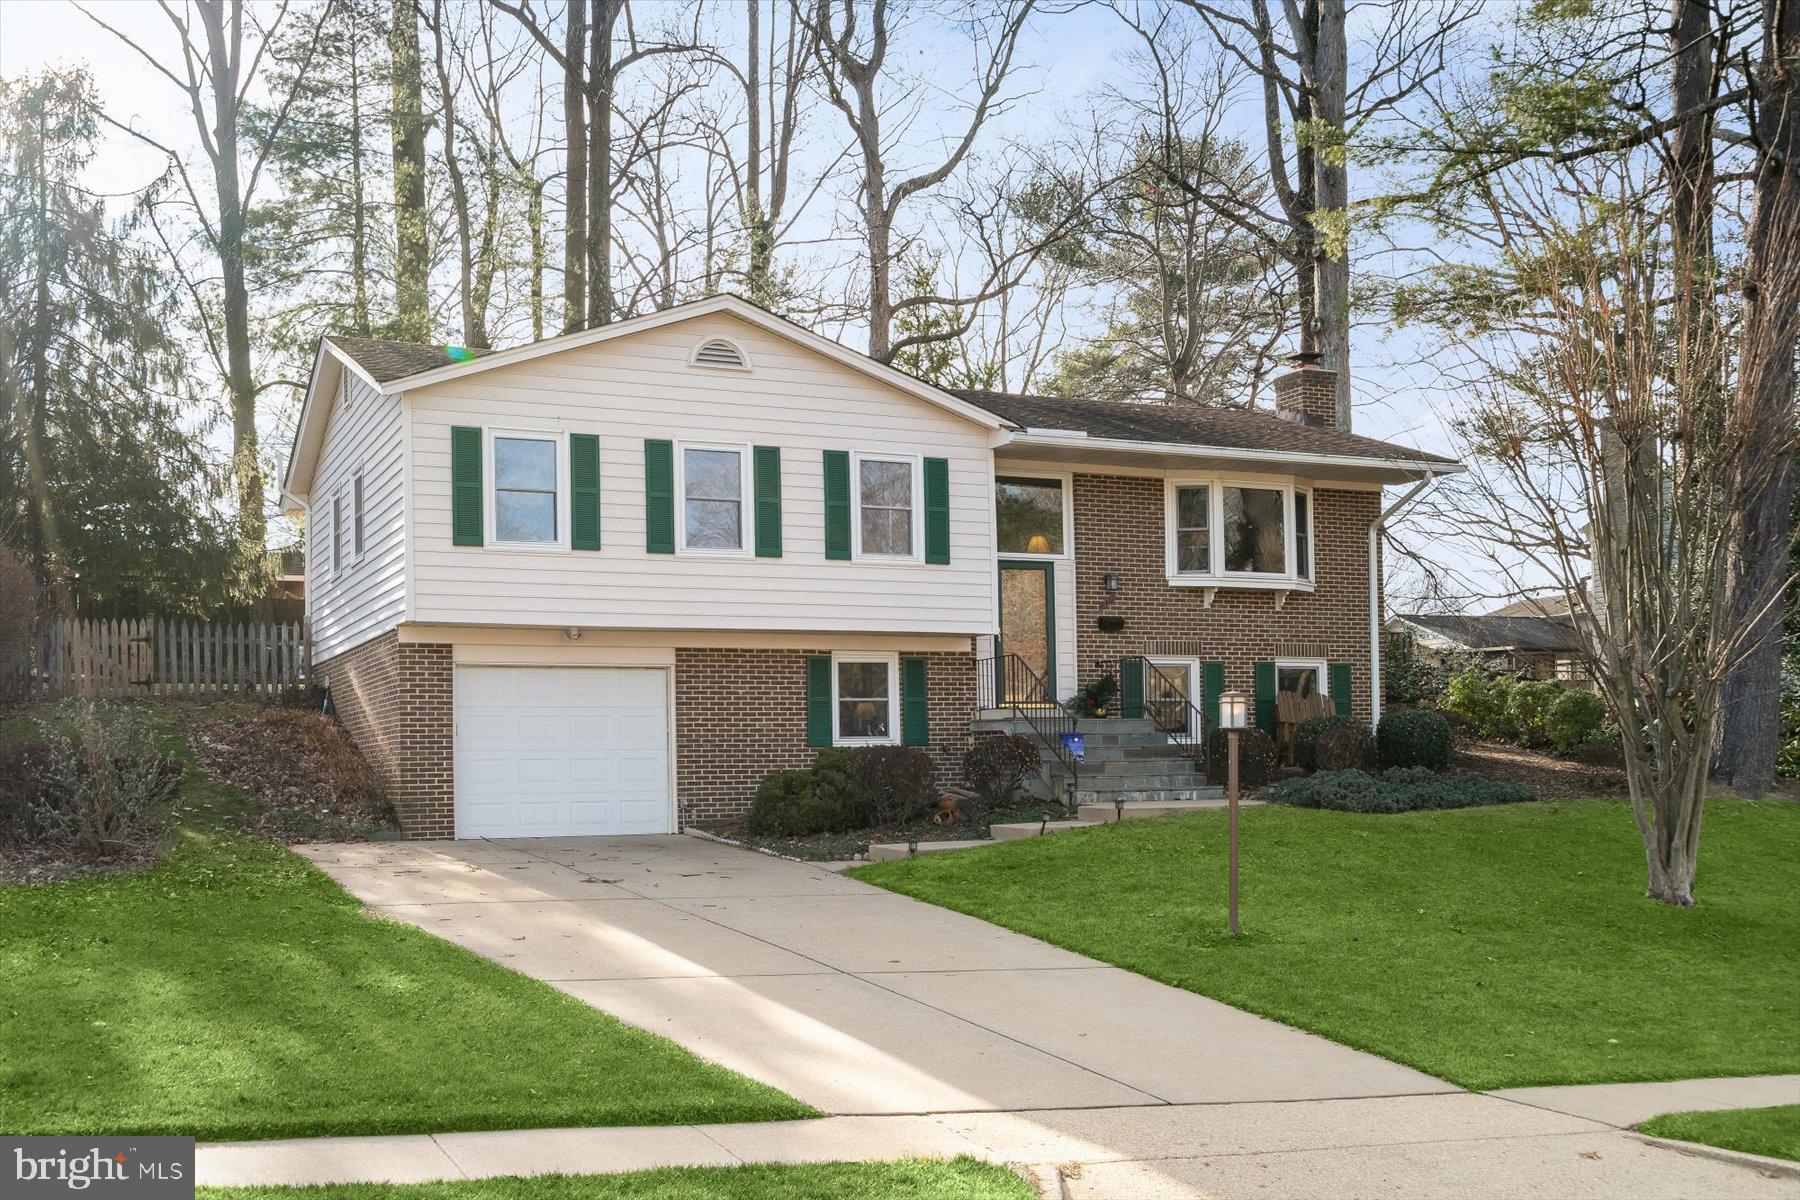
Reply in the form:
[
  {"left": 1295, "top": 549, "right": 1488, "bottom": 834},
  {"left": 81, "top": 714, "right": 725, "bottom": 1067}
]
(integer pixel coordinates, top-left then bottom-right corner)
[
  {"left": 1275, "top": 657, "right": 1330, "bottom": 699},
  {"left": 993, "top": 470, "right": 1072, "bottom": 560},
  {"left": 1162, "top": 473, "right": 1316, "bottom": 589},
  {"left": 675, "top": 440, "right": 753, "bottom": 557},
  {"left": 830, "top": 651, "right": 901, "bottom": 747},
  {"left": 485, "top": 428, "right": 571, "bottom": 552},
  {"left": 330, "top": 489, "right": 345, "bottom": 575},
  {"left": 351, "top": 469, "right": 366, "bottom": 562},
  {"left": 1294, "top": 487, "right": 1312, "bottom": 581},
  {"left": 850, "top": 450, "right": 924, "bottom": 563}
]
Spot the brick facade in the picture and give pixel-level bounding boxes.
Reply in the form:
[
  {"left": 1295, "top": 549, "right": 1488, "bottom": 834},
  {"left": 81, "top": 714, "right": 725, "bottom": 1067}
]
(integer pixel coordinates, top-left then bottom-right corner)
[
  {"left": 1273, "top": 364, "right": 1339, "bottom": 428},
  {"left": 674, "top": 646, "right": 977, "bottom": 824},
  {"left": 314, "top": 631, "right": 456, "bottom": 837},
  {"left": 1071, "top": 473, "right": 1378, "bottom": 723}
]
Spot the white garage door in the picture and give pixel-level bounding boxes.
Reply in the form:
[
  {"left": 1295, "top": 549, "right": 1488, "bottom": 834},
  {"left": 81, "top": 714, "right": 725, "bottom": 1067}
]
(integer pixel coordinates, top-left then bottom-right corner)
[{"left": 454, "top": 666, "right": 672, "bottom": 838}]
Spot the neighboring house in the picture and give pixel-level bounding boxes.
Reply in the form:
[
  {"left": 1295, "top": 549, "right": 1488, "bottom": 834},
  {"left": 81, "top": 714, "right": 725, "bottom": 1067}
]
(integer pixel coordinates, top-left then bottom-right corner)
[
  {"left": 283, "top": 295, "right": 1459, "bottom": 839},
  {"left": 1387, "top": 610, "right": 1585, "bottom": 682}
]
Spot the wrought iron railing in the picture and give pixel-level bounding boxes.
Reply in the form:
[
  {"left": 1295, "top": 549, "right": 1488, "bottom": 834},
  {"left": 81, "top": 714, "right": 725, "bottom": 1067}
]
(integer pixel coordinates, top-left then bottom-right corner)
[
  {"left": 977, "top": 652, "right": 1078, "bottom": 806},
  {"left": 1121, "top": 655, "right": 1210, "bottom": 773}
]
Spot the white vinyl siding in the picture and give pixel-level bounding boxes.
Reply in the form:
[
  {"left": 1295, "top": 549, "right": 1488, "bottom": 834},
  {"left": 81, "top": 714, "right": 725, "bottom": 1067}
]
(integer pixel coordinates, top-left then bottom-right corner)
[
  {"left": 405, "top": 313, "right": 995, "bottom": 635},
  {"left": 309, "top": 374, "right": 407, "bottom": 662}
]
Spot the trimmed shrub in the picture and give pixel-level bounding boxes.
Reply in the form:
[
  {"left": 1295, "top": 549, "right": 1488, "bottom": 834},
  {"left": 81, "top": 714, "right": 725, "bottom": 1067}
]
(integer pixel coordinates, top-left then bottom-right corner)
[
  {"left": 1544, "top": 688, "right": 1608, "bottom": 753},
  {"left": 1377, "top": 709, "right": 1454, "bottom": 771},
  {"left": 744, "top": 770, "right": 852, "bottom": 837},
  {"left": 1266, "top": 766, "right": 1536, "bottom": 813},
  {"left": 1294, "top": 715, "right": 1373, "bottom": 772},
  {"left": 1204, "top": 726, "right": 1275, "bottom": 790},
  {"left": 1441, "top": 669, "right": 1514, "bottom": 739},
  {"left": 846, "top": 745, "right": 937, "bottom": 827},
  {"left": 810, "top": 747, "right": 856, "bottom": 810},
  {"left": 963, "top": 734, "right": 1041, "bottom": 813},
  {"left": 1505, "top": 680, "right": 1564, "bottom": 749}
]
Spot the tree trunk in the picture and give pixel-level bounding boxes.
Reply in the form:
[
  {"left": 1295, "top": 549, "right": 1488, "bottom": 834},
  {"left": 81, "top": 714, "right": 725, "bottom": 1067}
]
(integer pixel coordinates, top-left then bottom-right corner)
[
  {"left": 527, "top": 178, "right": 546, "bottom": 340},
  {"left": 562, "top": 0, "right": 587, "bottom": 332},
  {"left": 390, "top": 0, "right": 430, "bottom": 341},
  {"left": 199, "top": 1, "right": 265, "bottom": 553},
  {"left": 1310, "top": 0, "right": 1351, "bottom": 428},
  {"left": 586, "top": 0, "right": 619, "bottom": 325},
  {"left": 745, "top": 0, "right": 772, "bottom": 299},
  {"left": 1717, "top": 0, "right": 1800, "bottom": 797},
  {"left": 347, "top": 4, "right": 372, "bottom": 336},
  {"left": 23, "top": 108, "right": 68, "bottom": 615}
]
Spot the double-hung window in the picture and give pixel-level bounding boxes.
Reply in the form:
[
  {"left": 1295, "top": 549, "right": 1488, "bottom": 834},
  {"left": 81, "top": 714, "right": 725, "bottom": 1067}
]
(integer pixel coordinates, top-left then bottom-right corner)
[
  {"left": 331, "top": 492, "right": 345, "bottom": 574},
  {"left": 351, "top": 470, "right": 366, "bottom": 559},
  {"left": 491, "top": 433, "right": 562, "bottom": 546},
  {"left": 1165, "top": 478, "right": 1315, "bottom": 585},
  {"left": 679, "top": 444, "right": 750, "bottom": 553},
  {"left": 833, "top": 654, "right": 898, "bottom": 744},
  {"left": 853, "top": 453, "right": 919, "bottom": 559}
]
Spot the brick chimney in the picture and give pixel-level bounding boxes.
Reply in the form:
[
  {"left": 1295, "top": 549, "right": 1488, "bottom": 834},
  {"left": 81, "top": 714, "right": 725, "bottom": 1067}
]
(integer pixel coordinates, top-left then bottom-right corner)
[{"left": 1273, "top": 351, "right": 1341, "bottom": 430}]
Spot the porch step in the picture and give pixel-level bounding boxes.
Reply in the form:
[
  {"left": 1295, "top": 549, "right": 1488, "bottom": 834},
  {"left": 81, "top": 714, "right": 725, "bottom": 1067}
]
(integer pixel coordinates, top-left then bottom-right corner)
[{"left": 1077, "top": 796, "right": 1257, "bottom": 822}]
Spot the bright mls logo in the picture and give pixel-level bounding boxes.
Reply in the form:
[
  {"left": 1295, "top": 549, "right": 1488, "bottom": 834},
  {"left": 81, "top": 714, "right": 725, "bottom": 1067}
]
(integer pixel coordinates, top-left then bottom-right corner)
[{"left": 4, "top": 1138, "right": 193, "bottom": 1200}]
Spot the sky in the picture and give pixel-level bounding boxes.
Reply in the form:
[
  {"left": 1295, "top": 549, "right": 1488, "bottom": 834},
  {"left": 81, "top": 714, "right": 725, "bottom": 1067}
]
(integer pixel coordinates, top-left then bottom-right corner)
[{"left": 0, "top": 0, "right": 1514, "bottom": 609}]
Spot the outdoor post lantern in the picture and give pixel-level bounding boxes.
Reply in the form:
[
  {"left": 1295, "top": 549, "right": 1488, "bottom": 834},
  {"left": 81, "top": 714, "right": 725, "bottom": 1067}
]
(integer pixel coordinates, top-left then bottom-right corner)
[{"left": 1219, "top": 689, "right": 1247, "bottom": 937}]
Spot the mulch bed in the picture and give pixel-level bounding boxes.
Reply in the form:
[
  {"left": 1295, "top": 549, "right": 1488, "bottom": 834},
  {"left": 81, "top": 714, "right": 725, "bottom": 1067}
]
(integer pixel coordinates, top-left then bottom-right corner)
[
  {"left": 187, "top": 708, "right": 397, "bottom": 841},
  {"left": 1455, "top": 739, "right": 1629, "bottom": 799}
]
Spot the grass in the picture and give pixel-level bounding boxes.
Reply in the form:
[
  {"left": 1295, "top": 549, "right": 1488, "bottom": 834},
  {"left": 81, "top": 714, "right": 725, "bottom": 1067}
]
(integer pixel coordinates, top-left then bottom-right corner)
[
  {"left": 850, "top": 800, "right": 1799, "bottom": 1090},
  {"left": 1638, "top": 1105, "right": 1800, "bottom": 1163},
  {"left": 198, "top": 1159, "right": 1035, "bottom": 1200},
  {"left": 0, "top": 702, "right": 813, "bottom": 1140}
]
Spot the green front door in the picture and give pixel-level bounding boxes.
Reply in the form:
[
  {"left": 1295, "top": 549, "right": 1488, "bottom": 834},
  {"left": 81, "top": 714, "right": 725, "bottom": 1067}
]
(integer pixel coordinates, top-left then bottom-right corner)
[{"left": 997, "top": 560, "right": 1055, "bottom": 704}]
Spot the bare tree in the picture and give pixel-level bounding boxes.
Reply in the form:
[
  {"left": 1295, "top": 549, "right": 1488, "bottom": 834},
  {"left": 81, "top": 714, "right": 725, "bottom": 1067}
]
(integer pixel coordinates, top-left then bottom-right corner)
[
  {"left": 391, "top": 0, "right": 431, "bottom": 340},
  {"left": 81, "top": 0, "right": 332, "bottom": 554},
  {"left": 804, "top": 0, "right": 1053, "bottom": 363}
]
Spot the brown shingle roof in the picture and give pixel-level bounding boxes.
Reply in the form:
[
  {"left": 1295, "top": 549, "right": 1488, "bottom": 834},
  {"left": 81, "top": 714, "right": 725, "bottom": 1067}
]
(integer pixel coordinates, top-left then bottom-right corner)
[
  {"left": 953, "top": 390, "right": 1457, "bottom": 467},
  {"left": 327, "top": 336, "right": 494, "bottom": 383}
]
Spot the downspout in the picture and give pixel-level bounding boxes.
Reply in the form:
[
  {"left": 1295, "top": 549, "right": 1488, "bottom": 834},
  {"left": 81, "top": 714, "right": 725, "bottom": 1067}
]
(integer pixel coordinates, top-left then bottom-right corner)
[{"left": 1369, "top": 471, "right": 1438, "bottom": 725}]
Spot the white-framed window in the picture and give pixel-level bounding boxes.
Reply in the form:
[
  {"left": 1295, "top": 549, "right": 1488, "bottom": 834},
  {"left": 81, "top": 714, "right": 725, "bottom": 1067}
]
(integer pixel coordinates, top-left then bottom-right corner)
[
  {"left": 1163, "top": 475, "right": 1316, "bottom": 587},
  {"left": 995, "top": 473, "right": 1070, "bottom": 557},
  {"left": 330, "top": 491, "right": 345, "bottom": 574},
  {"left": 832, "top": 652, "right": 899, "bottom": 745},
  {"left": 488, "top": 429, "right": 569, "bottom": 549},
  {"left": 677, "top": 441, "right": 751, "bottom": 554},
  {"left": 852, "top": 451, "right": 921, "bottom": 561},
  {"left": 351, "top": 470, "right": 366, "bottom": 560},
  {"left": 1276, "top": 658, "right": 1329, "bottom": 701}
]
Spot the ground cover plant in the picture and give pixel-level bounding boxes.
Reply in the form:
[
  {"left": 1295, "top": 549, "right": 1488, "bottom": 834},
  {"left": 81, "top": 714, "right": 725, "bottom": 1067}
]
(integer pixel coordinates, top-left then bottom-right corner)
[
  {"left": 851, "top": 801, "right": 1799, "bottom": 1089},
  {"left": 1638, "top": 1104, "right": 1800, "bottom": 1163},
  {"left": 199, "top": 1159, "right": 1036, "bottom": 1200},
  {"left": 1265, "top": 766, "right": 1535, "bottom": 812}
]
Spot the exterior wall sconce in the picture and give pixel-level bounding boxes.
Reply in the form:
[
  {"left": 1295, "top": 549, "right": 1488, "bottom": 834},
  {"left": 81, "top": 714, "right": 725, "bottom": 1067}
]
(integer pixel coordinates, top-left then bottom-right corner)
[{"left": 1103, "top": 572, "right": 1120, "bottom": 592}]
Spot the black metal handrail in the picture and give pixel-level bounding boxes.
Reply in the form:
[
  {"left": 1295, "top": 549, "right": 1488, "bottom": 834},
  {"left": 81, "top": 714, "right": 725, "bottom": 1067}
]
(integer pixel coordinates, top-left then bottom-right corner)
[
  {"left": 977, "top": 652, "right": 1078, "bottom": 807},
  {"left": 1122, "top": 655, "right": 1210, "bottom": 773}
]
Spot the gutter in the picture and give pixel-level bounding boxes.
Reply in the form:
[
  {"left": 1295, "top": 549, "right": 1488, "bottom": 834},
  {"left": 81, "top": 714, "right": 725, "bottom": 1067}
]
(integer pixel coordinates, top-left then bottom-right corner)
[
  {"left": 1369, "top": 471, "right": 1440, "bottom": 725},
  {"left": 1002, "top": 429, "right": 1464, "bottom": 480}
]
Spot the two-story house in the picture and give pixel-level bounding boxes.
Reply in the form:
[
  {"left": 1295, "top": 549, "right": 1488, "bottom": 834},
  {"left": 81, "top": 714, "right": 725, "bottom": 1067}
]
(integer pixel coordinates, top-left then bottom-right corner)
[{"left": 283, "top": 295, "right": 1458, "bottom": 839}]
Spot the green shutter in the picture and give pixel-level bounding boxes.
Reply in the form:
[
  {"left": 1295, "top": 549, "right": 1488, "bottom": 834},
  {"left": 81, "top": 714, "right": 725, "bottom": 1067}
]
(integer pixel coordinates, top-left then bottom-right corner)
[
  {"left": 570, "top": 433, "right": 601, "bottom": 550},
  {"left": 1253, "top": 661, "right": 1277, "bottom": 734},
  {"left": 901, "top": 655, "right": 929, "bottom": 746},
  {"left": 1120, "top": 657, "right": 1144, "bottom": 719},
  {"left": 923, "top": 456, "right": 950, "bottom": 564},
  {"left": 754, "top": 445, "right": 782, "bottom": 558},
  {"left": 1331, "top": 662, "right": 1354, "bottom": 719},
  {"left": 644, "top": 439, "right": 674, "bottom": 554},
  {"left": 1201, "top": 661, "right": 1225, "bottom": 737},
  {"left": 805, "top": 655, "right": 833, "bottom": 747},
  {"left": 823, "top": 450, "right": 851, "bottom": 560},
  {"left": 451, "top": 426, "right": 483, "bottom": 546}
]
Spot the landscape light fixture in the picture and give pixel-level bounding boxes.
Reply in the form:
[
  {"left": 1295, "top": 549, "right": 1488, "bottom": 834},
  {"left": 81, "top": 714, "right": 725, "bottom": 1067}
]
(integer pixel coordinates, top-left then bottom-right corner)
[{"left": 1218, "top": 689, "right": 1247, "bottom": 936}]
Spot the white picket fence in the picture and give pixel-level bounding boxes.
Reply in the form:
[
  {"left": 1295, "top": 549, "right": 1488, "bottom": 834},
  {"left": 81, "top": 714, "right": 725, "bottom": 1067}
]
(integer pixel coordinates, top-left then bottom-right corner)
[{"left": 3, "top": 618, "right": 310, "bottom": 701}]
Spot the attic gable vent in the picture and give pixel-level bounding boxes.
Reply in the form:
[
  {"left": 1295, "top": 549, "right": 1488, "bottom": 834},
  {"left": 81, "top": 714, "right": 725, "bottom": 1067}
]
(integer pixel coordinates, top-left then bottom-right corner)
[{"left": 691, "top": 338, "right": 750, "bottom": 371}]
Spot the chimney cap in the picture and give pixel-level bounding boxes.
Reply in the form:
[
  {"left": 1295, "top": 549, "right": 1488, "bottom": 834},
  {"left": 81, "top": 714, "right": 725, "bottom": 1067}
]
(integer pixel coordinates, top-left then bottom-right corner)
[{"left": 1285, "top": 349, "right": 1326, "bottom": 370}]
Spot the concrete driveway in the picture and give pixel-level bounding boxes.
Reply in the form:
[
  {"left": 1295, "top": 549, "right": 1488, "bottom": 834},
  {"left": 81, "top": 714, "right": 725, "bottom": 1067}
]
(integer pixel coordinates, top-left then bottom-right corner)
[{"left": 298, "top": 834, "right": 1453, "bottom": 1116}]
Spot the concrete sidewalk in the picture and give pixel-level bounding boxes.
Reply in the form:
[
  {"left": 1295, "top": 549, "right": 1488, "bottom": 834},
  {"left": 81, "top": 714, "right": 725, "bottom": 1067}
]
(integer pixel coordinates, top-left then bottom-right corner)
[
  {"left": 1490, "top": 1074, "right": 1800, "bottom": 1127},
  {"left": 196, "top": 1092, "right": 1800, "bottom": 1197},
  {"left": 299, "top": 835, "right": 1448, "bottom": 1115}
]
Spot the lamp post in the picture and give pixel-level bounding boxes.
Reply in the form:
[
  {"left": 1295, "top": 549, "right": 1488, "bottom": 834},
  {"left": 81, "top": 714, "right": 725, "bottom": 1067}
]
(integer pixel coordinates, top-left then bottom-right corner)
[{"left": 1218, "top": 689, "right": 1247, "bottom": 937}]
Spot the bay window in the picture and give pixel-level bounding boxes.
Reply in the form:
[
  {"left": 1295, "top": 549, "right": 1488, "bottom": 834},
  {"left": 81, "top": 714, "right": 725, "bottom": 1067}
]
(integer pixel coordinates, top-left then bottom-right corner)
[{"left": 1164, "top": 476, "right": 1316, "bottom": 586}]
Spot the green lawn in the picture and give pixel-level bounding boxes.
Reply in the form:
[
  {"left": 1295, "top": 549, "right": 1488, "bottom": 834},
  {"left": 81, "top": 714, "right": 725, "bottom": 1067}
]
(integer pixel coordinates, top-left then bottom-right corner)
[
  {"left": 199, "top": 1160, "right": 1034, "bottom": 1200},
  {"left": 0, "top": 832, "right": 813, "bottom": 1139},
  {"left": 851, "top": 800, "right": 1798, "bottom": 1090},
  {"left": 1639, "top": 1105, "right": 1800, "bottom": 1162}
]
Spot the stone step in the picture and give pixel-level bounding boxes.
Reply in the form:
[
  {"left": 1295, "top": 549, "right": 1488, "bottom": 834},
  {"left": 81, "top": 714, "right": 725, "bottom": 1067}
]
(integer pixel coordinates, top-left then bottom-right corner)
[
  {"left": 1076, "top": 796, "right": 1256, "bottom": 821},
  {"left": 1071, "top": 771, "right": 1214, "bottom": 792},
  {"left": 866, "top": 839, "right": 992, "bottom": 862},
  {"left": 989, "top": 819, "right": 1100, "bottom": 842}
]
